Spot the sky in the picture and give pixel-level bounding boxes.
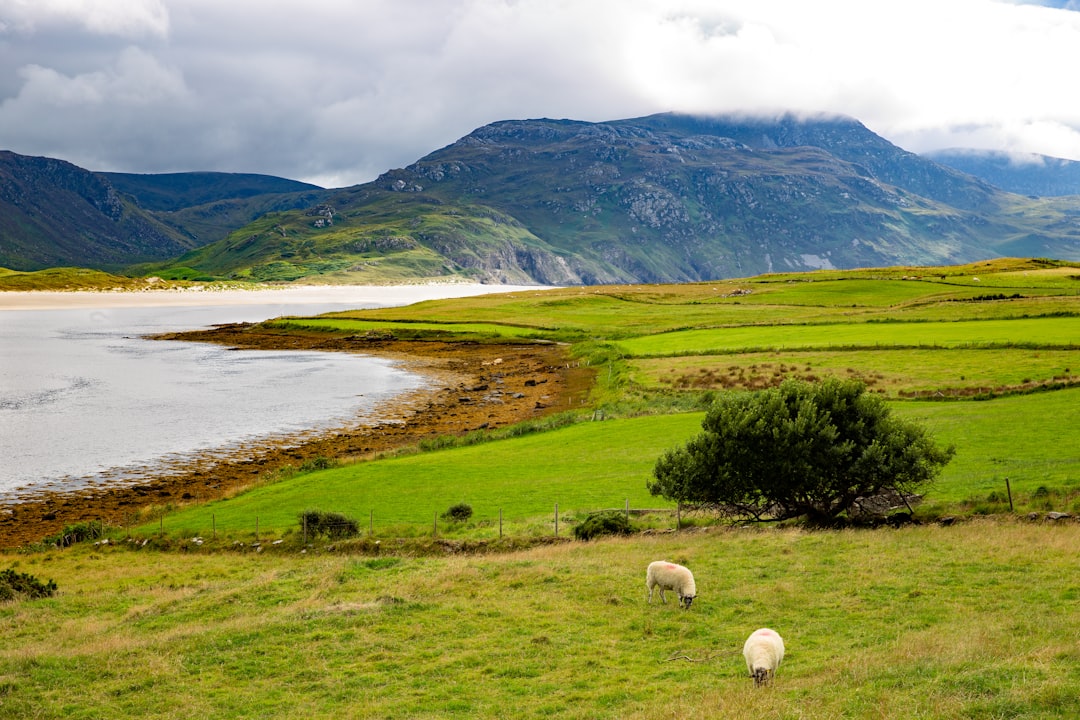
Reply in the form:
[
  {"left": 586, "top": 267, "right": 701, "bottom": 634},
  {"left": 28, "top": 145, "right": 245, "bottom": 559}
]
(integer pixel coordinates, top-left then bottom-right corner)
[{"left": 2, "top": 0, "right": 1080, "bottom": 188}]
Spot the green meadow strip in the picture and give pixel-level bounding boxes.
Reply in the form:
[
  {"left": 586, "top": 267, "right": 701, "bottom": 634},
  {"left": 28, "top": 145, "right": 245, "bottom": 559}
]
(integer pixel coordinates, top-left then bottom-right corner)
[
  {"left": 149, "top": 414, "right": 703, "bottom": 538},
  {"left": 633, "top": 348, "right": 1079, "bottom": 398},
  {"left": 894, "top": 386, "right": 1080, "bottom": 505},
  {"left": 146, "top": 386, "right": 1080, "bottom": 539},
  {"left": 266, "top": 317, "right": 549, "bottom": 339},
  {"left": 616, "top": 316, "right": 1080, "bottom": 356}
]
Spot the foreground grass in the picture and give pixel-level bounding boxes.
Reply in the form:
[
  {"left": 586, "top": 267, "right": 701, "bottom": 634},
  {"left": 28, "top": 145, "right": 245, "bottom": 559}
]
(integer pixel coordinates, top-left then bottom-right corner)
[{"left": 3, "top": 520, "right": 1079, "bottom": 719}]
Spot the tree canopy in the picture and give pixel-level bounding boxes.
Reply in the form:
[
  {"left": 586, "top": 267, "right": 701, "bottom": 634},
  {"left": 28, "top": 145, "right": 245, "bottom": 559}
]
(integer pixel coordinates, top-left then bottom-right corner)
[{"left": 648, "top": 378, "right": 955, "bottom": 525}]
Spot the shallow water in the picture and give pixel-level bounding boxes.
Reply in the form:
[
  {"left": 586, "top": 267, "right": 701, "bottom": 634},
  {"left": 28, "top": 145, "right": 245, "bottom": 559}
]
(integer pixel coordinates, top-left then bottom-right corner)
[{"left": 0, "top": 286, "right": 529, "bottom": 499}]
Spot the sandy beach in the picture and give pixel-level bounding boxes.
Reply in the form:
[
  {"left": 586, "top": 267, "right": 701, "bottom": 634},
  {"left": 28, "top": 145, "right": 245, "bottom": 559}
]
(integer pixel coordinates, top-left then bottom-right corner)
[{"left": 0, "top": 283, "right": 539, "bottom": 311}]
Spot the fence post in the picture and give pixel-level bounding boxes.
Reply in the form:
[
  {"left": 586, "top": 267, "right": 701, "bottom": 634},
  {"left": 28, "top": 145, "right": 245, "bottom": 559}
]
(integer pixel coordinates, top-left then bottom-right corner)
[
  {"left": 555, "top": 502, "right": 559, "bottom": 537},
  {"left": 499, "top": 508, "right": 503, "bottom": 538},
  {"left": 676, "top": 502, "right": 681, "bottom": 532},
  {"left": 302, "top": 514, "right": 307, "bottom": 544},
  {"left": 1005, "top": 477, "right": 1014, "bottom": 512},
  {"left": 625, "top": 499, "right": 629, "bottom": 522}
]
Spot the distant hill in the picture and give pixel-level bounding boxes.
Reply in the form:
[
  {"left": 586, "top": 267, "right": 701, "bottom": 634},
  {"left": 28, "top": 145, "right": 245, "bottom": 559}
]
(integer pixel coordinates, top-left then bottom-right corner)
[
  {"left": 6, "top": 113, "right": 1080, "bottom": 283},
  {"left": 924, "top": 149, "right": 1080, "bottom": 197},
  {"left": 101, "top": 171, "right": 323, "bottom": 212},
  {"left": 156, "top": 112, "right": 1080, "bottom": 284},
  {"left": 0, "top": 153, "right": 330, "bottom": 271},
  {"left": 0, "top": 151, "right": 194, "bottom": 271}
]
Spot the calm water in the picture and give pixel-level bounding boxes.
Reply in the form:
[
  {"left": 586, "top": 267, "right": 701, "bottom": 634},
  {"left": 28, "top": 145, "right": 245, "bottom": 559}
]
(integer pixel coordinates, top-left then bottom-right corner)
[{"left": 0, "top": 287, "right": 527, "bottom": 500}]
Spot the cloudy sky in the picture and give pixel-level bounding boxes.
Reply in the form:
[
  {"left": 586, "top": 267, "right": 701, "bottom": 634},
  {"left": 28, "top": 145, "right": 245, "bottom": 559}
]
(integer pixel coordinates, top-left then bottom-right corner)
[{"left": 2, "top": 0, "right": 1080, "bottom": 188}]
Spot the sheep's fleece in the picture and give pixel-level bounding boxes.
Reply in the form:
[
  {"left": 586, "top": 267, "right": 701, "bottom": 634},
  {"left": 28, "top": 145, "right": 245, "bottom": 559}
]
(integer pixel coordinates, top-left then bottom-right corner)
[
  {"left": 743, "top": 628, "right": 785, "bottom": 686},
  {"left": 645, "top": 561, "right": 697, "bottom": 609}
]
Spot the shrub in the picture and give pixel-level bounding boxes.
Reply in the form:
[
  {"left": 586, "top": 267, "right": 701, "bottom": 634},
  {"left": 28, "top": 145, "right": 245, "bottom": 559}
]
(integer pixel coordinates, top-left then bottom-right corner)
[
  {"left": 0, "top": 568, "right": 57, "bottom": 602},
  {"left": 650, "top": 378, "right": 955, "bottom": 525},
  {"left": 41, "top": 521, "right": 103, "bottom": 547},
  {"left": 299, "top": 510, "right": 361, "bottom": 539},
  {"left": 300, "top": 456, "right": 336, "bottom": 472},
  {"left": 573, "top": 510, "right": 633, "bottom": 541},
  {"left": 441, "top": 503, "right": 474, "bottom": 523}
]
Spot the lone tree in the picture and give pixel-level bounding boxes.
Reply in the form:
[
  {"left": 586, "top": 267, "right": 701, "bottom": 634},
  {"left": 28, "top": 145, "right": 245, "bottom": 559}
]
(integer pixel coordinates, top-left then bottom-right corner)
[{"left": 648, "top": 378, "right": 955, "bottom": 525}]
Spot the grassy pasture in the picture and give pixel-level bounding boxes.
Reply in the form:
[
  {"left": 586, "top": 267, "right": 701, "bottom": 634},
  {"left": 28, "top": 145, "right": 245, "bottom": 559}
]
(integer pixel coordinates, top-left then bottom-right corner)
[
  {"left": 3, "top": 521, "right": 1080, "bottom": 718},
  {"left": 614, "top": 316, "right": 1080, "bottom": 357},
  {"left": 265, "top": 317, "right": 549, "bottom": 341},
  {"left": 636, "top": 348, "right": 1078, "bottom": 397},
  {"left": 899, "top": 387, "right": 1080, "bottom": 507},
  {"left": 145, "top": 387, "right": 1080, "bottom": 543},
  {"left": 139, "top": 414, "right": 700, "bottom": 540},
  {"left": 129, "top": 257, "right": 1080, "bottom": 541},
  {"left": 307, "top": 259, "right": 1078, "bottom": 341},
  {"left": 5, "top": 258, "right": 1080, "bottom": 719}
]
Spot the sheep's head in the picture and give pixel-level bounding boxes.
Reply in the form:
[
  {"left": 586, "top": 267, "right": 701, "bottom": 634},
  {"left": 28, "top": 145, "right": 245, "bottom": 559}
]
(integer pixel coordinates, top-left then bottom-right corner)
[
  {"left": 752, "top": 667, "right": 772, "bottom": 687},
  {"left": 678, "top": 593, "right": 695, "bottom": 609}
]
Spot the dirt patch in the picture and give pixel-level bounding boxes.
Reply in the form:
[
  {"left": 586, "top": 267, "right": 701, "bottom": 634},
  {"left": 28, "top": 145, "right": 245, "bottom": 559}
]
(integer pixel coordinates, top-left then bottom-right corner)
[{"left": 0, "top": 324, "right": 594, "bottom": 549}]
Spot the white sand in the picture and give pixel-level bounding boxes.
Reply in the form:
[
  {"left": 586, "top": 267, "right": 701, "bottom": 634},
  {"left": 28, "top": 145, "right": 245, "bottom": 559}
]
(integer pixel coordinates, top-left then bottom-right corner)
[{"left": 0, "top": 283, "right": 543, "bottom": 311}]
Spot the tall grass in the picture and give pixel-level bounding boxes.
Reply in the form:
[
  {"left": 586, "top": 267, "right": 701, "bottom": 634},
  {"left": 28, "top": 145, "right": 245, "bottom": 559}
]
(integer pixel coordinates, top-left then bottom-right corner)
[{"left": 3, "top": 520, "right": 1080, "bottom": 718}]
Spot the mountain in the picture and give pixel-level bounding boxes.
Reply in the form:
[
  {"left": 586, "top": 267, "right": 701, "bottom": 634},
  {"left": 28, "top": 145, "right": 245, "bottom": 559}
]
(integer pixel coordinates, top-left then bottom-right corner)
[
  {"left": 0, "top": 151, "right": 196, "bottom": 271},
  {"left": 101, "top": 171, "right": 322, "bottom": 212},
  {"left": 0, "top": 152, "right": 330, "bottom": 272},
  {"left": 158, "top": 112, "right": 1080, "bottom": 284},
  {"left": 924, "top": 149, "right": 1080, "bottom": 197},
  {"left": 6, "top": 113, "right": 1080, "bottom": 283}
]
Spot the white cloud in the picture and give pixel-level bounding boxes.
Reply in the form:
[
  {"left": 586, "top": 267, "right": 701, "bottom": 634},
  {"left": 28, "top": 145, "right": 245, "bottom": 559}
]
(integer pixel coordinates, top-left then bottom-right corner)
[
  {"left": 0, "top": 0, "right": 169, "bottom": 38},
  {"left": 2, "top": 0, "right": 1080, "bottom": 185}
]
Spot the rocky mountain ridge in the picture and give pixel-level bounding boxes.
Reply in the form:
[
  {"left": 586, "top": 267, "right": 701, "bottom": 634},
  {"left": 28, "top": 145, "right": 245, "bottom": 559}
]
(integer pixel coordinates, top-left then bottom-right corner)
[{"left": 4, "top": 112, "right": 1080, "bottom": 283}]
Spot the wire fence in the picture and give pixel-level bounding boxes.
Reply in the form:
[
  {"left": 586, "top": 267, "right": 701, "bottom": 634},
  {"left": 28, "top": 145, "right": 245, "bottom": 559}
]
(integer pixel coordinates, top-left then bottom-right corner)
[{"left": 112, "top": 500, "right": 687, "bottom": 544}]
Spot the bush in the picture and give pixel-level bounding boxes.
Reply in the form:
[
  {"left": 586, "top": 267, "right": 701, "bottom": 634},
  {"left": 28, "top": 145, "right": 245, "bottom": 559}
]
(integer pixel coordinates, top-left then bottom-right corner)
[
  {"left": 573, "top": 510, "right": 633, "bottom": 541},
  {"left": 41, "top": 521, "right": 103, "bottom": 547},
  {"left": 300, "top": 456, "right": 336, "bottom": 472},
  {"left": 0, "top": 568, "right": 57, "bottom": 602},
  {"left": 299, "top": 510, "right": 361, "bottom": 539},
  {"left": 650, "top": 378, "right": 955, "bottom": 525},
  {"left": 441, "top": 503, "right": 474, "bottom": 523}
]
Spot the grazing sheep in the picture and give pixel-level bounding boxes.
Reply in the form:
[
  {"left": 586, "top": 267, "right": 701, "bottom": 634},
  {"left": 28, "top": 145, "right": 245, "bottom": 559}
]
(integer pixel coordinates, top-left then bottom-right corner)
[
  {"left": 645, "top": 561, "right": 697, "bottom": 609},
  {"left": 743, "top": 627, "right": 785, "bottom": 687}
]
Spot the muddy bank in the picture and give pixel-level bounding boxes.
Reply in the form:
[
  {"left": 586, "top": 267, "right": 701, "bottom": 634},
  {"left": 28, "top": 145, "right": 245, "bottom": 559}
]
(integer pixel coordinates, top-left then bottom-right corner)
[{"left": 0, "top": 324, "right": 594, "bottom": 549}]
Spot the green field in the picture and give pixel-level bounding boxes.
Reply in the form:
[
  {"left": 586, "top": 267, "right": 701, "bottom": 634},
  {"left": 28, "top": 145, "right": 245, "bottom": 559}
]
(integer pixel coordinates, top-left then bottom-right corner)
[
  {"left": 615, "top": 316, "right": 1080, "bottom": 357},
  {"left": 104, "top": 257, "right": 1079, "bottom": 539},
  {"left": 3, "top": 522, "right": 1080, "bottom": 718},
  {"left": 4, "top": 257, "right": 1080, "bottom": 718}
]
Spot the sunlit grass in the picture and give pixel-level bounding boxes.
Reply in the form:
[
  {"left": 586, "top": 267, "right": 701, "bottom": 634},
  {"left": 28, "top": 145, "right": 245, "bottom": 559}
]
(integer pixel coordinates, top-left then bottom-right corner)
[
  {"left": 633, "top": 348, "right": 1079, "bottom": 397},
  {"left": 4, "top": 521, "right": 1080, "bottom": 718},
  {"left": 142, "top": 414, "right": 700, "bottom": 539},
  {"left": 615, "top": 316, "right": 1080, "bottom": 356}
]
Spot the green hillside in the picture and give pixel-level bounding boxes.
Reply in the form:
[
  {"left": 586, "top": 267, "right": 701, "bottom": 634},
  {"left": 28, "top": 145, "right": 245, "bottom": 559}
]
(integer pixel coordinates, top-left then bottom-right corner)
[{"left": 148, "top": 114, "right": 1080, "bottom": 285}]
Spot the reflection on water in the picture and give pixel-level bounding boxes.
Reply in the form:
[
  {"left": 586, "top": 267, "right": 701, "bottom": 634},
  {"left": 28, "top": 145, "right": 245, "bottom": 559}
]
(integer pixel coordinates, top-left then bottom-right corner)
[{"left": 0, "top": 301, "right": 424, "bottom": 499}]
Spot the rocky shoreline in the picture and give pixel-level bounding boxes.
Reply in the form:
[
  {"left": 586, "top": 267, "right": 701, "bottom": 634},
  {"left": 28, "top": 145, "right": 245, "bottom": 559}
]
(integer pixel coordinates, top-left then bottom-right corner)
[{"left": 0, "top": 324, "right": 593, "bottom": 549}]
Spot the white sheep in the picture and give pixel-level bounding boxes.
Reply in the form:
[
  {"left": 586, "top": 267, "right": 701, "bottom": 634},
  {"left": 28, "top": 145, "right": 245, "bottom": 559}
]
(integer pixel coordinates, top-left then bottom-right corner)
[
  {"left": 743, "top": 627, "right": 785, "bottom": 687},
  {"left": 645, "top": 560, "right": 697, "bottom": 609}
]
